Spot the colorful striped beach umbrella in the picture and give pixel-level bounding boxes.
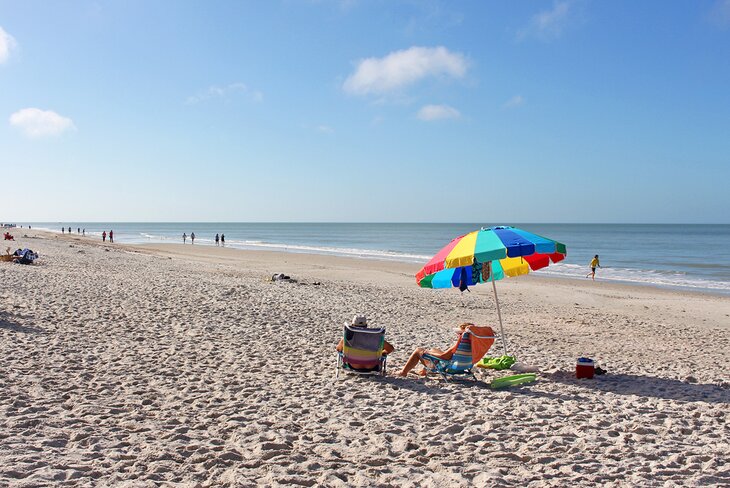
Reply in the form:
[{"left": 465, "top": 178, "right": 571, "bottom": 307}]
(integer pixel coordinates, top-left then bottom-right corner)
[{"left": 416, "top": 226, "right": 567, "bottom": 354}]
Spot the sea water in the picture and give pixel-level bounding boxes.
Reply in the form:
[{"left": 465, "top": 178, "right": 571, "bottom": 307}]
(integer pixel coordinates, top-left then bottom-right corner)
[{"left": 20, "top": 223, "right": 730, "bottom": 295}]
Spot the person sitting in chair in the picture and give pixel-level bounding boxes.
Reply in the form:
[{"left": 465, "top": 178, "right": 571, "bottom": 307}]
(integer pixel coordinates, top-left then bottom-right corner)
[
  {"left": 336, "top": 315, "right": 394, "bottom": 355},
  {"left": 397, "top": 322, "right": 474, "bottom": 377}
]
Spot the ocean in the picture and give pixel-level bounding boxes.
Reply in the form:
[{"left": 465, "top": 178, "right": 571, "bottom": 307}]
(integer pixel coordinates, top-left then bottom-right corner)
[{"left": 19, "top": 222, "right": 730, "bottom": 295}]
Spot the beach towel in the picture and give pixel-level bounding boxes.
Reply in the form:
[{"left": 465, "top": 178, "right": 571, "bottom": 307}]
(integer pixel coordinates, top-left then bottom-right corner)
[{"left": 477, "top": 355, "right": 516, "bottom": 370}]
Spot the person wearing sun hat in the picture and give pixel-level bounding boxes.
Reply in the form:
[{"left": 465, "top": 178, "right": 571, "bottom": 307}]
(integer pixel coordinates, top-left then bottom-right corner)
[
  {"left": 350, "top": 315, "right": 368, "bottom": 327},
  {"left": 335, "top": 315, "right": 395, "bottom": 355}
]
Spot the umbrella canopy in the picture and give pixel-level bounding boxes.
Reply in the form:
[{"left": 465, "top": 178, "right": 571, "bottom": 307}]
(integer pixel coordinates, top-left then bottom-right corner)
[
  {"left": 416, "top": 226, "right": 566, "bottom": 289},
  {"left": 415, "top": 226, "right": 567, "bottom": 356}
]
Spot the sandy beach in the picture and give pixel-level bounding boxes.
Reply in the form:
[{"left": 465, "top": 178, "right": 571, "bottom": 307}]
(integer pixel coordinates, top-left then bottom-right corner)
[{"left": 1, "top": 229, "right": 728, "bottom": 487}]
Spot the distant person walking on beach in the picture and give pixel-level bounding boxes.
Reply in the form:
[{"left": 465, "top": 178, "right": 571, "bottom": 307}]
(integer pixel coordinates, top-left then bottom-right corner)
[
  {"left": 183, "top": 233, "right": 187, "bottom": 244},
  {"left": 215, "top": 234, "right": 220, "bottom": 246},
  {"left": 109, "top": 230, "right": 114, "bottom": 243},
  {"left": 82, "top": 228, "right": 85, "bottom": 236},
  {"left": 586, "top": 255, "right": 601, "bottom": 281},
  {"left": 68, "top": 227, "right": 72, "bottom": 234},
  {"left": 190, "top": 232, "right": 195, "bottom": 244},
  {"left": 77, "top": 227, "right": 80, "bottom": 234},
  {"left": 62, "top": 227, "right": 65, "bottom": 234},
  {"left": 102, "top": 231, "right": 107, "bottom": 242},
  {"left": 221, "top": 234, "right": 225, "bottom": 246}
]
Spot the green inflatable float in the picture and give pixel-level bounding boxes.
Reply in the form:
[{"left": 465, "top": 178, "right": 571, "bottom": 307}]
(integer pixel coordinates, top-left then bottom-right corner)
[{"left": 490, "top": 373, "right": 537, "bottom": 389}]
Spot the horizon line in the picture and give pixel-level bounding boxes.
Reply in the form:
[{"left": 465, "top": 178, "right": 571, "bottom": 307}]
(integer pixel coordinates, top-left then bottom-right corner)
[{"left": 6, "top": 221, "right": 730, "bottom": 226}]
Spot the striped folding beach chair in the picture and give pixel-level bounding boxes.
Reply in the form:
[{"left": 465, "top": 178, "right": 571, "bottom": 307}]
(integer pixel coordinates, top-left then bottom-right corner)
[
  {"left": 422, "top": 327, "right": 496, "bottom": 382},
  {"left": 335, "top": 325, "right": 387, "bottom": 379}
]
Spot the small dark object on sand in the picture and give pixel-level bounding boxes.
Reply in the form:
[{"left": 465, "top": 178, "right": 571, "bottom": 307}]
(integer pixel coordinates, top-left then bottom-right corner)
[{"left": 271, "top": 273, "right": 296, "bottom": 283}]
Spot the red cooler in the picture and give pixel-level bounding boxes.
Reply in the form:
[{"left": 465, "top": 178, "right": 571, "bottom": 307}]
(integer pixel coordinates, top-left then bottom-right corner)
[{"left": 576, "top": 358, "right": 595, "bottom": 379}]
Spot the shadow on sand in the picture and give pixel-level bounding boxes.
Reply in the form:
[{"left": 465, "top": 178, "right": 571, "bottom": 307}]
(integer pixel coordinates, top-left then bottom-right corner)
[
  {"left": 0, "top": 311, "right": 43, "bottom": 334},
  {"left": 379, "top": 374, "right": 492, "bottom": 393},
  {"left": 336, "top": 368, "right": 729, "bottom": 404},
  {"left": 336, "top": 371, "right": 491, "bottom": 394},
  {"left": 543, "top": 370, "right": 729, "bottom": 404}
]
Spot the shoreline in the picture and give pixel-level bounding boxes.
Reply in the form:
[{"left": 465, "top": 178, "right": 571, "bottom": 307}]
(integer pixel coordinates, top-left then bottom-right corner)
[
  {"left": 16, "top": 228, "right": 730, "bottom": 299},
  {"left": 13, "top": 228, "right": 730, "bottom": 335}
]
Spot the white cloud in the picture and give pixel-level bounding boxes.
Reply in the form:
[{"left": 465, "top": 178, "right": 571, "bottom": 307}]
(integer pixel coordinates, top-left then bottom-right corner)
[
  {"left": 9, "top": 108, "right": 76, "bottom": 138},
  {"left": 417, "top": 104, "right": 461, "bottom": 121},
  {"left": 343, "top": 46, "right": 468, "bottom": 95},
  {"left": 518, "top": 1, "right": 571, "bottom": 41},
  {"left": 0, "top": 26, "right": 18, "bottom": 64},
  {"left": 186, "top": 83, "right": 263, "bottom": 104},
  {"left": 503, "top": 95, "right": 525, "bottom": 108}
]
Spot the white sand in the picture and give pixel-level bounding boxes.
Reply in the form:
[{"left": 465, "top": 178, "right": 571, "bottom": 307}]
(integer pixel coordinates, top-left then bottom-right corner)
[{"left": 1, "top": 230, "right": 728, "bottom": 486}]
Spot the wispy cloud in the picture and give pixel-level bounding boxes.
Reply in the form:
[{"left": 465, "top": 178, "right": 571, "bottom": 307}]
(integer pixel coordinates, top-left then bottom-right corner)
[
  {"left": 9, "top": 108, "right": 76, "bottom": 138},
  {"left": 186, "top": 83, "right": 263, "bottom": 104},
  {"left": 343, "top": 46, "right": 468, "bottom": 96},
  {"left": 403, "top": 4, "right": 464, "bottom": 37},
  {"left": 416, "top": 104, "right": 461, "bottom": 121},
  {"left": 0, "top": 26, "right": 18, "bottom": 64},
  {"left": 336, "top": 0, "right": 358, "bottom": 11},
  {"left": 518, "top": 1, "right": 572, "bottom": 41},
  {"left": 302, "top": 123, "right": 335, "bottom": 134},
  {"left": 371, "top": 115, "right": 385, "bottom": 126},
  {"left": 309, "top": 0, "right": 358, "bottom": 11},
  {"left": 709, "top": 0, "right": 730, "bottom": 27},
  {"left": 316, "top": 124, "right": 334, "bottom": 134},
  {"left": 503, "top": 95, "right": 526, "bottom": 108}
]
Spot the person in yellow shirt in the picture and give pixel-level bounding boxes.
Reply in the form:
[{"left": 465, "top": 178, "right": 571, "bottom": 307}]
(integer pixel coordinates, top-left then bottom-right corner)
[{"left": 586, "top": 254, "right": 601, "bottom": 280}]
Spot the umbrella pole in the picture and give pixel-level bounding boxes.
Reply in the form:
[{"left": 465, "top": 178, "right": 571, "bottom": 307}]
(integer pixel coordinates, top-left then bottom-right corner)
[{"left": 490, "top": 264, "right": 509, "bottom": 356}]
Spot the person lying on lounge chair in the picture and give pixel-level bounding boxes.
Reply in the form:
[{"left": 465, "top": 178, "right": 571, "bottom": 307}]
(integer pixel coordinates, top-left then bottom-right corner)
[
  {"left": 397, "top": 322, "right": 474, "bottom": 377},
  {"left": 336, "top": 315, "right": 394, "bottom": 355}
]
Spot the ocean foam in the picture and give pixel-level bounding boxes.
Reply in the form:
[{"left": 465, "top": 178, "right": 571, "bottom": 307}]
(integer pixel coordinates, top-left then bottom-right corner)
[
  {"left": 223, "top": 239, "right": 432, "bottom": 263},
  {"left": 539, "top": 263, "right": 730, "bottom": 293}
]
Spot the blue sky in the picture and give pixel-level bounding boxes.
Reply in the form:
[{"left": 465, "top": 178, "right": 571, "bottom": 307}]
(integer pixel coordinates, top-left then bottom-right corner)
[{"left": 1, "top": 0, "right": 729, "bottom": 223}]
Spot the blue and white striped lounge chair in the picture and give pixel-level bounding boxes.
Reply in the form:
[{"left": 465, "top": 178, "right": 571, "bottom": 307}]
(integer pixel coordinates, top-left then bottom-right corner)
[{"left": 422, "top": 326, "right": 496, "bottom": 382}]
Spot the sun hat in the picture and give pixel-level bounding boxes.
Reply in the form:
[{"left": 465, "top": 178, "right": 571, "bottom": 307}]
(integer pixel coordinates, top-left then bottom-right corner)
[{"left": 350, "top": 315, "right": 368, "bottom": 327}]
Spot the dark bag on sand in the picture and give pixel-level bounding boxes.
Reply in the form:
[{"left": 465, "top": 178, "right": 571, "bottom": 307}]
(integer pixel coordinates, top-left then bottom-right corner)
[{"left": 17, "top": 249, "right": 38, "bottom": 265}]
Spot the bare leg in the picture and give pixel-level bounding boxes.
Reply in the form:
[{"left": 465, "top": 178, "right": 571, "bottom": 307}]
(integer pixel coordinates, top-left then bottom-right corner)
[
  {"left": 398, "top": 347, "right": 448, "bottom": 377},
  {"left": 398, "top": 347, "right": 424, "bottom": 376}
]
